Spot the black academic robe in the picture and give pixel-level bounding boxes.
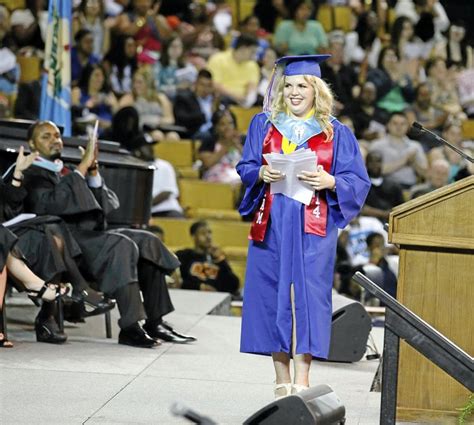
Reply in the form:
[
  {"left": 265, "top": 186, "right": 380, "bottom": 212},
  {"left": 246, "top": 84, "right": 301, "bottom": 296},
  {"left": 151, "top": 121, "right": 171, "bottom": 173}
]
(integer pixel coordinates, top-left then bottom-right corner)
[
  {"left": 22, "top": 166, "right": 178, "bottom": 318},
  {"left": 1, "top": 179, "right": 82, "bottom": 284},
  {"left": 0, "top": 226, "right": 19, "bottom": 270}
]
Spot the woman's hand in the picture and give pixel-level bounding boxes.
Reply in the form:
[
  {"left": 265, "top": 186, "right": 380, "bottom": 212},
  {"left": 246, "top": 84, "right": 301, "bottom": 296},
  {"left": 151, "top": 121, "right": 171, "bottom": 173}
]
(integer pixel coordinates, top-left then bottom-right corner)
[
  {"left": 259, "top": 165, "right": 285, "bottom": 183},
  {"left": 297, "top": 165, "right": 336, "bottom": 191}
]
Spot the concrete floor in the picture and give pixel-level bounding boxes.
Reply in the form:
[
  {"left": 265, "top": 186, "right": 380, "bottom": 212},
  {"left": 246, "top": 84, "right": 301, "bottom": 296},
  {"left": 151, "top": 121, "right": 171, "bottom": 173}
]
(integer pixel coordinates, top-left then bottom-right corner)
[{"left": 0, "top": 290, "right": 387, "bottom": 425}]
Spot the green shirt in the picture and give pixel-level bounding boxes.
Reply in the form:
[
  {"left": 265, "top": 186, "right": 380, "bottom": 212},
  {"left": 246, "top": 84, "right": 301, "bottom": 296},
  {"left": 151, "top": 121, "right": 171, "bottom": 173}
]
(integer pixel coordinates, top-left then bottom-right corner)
[{"left": 274, "top": 20, "right": 328, "bottom": 55}]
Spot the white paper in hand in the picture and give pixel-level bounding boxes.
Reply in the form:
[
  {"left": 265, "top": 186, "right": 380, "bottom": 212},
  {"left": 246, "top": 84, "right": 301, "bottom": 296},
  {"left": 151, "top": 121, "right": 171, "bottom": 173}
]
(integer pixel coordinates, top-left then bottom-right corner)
[
  {"left": 2, "top": 213, "right": 37, "bottom": 227},
  {"left": 263, "top": 149, "right": 317, "bottom": 205},
  {"left": 91, "top": 120, "right": 99, "bottom": 150}
]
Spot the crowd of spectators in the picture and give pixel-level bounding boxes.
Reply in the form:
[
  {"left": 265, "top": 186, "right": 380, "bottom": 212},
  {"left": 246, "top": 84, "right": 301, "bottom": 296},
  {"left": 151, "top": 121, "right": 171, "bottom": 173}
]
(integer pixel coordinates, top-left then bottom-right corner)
[{"left": 1, "top": 0, "right": 474, "bottom": 319}]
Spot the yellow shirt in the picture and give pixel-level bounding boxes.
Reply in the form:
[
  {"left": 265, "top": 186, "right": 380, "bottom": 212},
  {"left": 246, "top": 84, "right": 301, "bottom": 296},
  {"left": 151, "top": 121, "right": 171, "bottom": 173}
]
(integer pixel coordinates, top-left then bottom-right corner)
[{"left": 207, "top": 49, "right": 260, "bottom": 98}]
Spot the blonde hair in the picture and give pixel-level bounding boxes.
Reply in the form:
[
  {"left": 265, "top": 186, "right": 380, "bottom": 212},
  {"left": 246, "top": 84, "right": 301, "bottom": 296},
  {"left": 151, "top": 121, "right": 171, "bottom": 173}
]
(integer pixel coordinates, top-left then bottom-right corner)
[
  {"left": 270, "top": 75, "right": 334, "bottom": 142},
  {"left": 133, "top": 67, "right": 160, "bottom": 103}
]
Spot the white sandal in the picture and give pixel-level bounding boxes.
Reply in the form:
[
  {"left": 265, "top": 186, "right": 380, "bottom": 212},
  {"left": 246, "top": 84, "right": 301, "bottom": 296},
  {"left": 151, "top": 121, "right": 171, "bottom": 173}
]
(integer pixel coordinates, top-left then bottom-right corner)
[
  {"left": 274, "top": 383, "right": 292, "bottom": 399},
  {"left": 291, "top": 384, "right": 309, "bottom": 394}
]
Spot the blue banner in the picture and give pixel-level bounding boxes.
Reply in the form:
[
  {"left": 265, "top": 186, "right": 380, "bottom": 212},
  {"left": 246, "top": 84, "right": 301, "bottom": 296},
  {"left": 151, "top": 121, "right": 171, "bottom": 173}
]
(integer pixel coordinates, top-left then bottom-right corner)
[{"left": 39, "top": 0, "right": 72, "bottom": 136}]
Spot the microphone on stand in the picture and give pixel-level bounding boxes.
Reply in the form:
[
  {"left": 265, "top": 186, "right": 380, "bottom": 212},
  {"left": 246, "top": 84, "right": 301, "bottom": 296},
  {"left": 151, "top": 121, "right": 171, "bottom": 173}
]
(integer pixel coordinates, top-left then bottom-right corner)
[{"left": 411, "top": 122, "right": 474, "bottom": 163}]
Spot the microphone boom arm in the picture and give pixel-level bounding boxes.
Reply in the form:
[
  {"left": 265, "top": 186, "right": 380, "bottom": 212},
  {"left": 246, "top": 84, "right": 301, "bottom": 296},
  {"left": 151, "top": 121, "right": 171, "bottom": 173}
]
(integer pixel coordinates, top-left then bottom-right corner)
[{"left": 412, "top": 121, "right": 474, "bottom": 163}]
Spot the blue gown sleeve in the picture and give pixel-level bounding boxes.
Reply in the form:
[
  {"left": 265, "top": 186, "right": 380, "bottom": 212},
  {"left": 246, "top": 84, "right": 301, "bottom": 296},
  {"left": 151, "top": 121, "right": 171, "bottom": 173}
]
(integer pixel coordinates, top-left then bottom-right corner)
[
  {"left": 327, "top": 122, "right": 371, "bottom": 228},
  {"left": 236, "top": 113, "right": 268, "bottom": 216}
]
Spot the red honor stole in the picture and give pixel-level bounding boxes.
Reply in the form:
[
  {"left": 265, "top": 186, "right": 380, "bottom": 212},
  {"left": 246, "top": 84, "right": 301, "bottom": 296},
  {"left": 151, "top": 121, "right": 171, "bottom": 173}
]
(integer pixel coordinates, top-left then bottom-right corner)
[{"left": 249, "top": 125, "right": 334, "bottom": 242}]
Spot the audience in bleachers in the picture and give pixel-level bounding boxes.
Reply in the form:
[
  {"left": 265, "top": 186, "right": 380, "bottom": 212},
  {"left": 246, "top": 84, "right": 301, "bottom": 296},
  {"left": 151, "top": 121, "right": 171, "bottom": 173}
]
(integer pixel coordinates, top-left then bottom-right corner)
[
  {"left": 409, "top": 157, "right": 450, "bottom": 199},
  {"left": 152, "top": 34, "right": 197, "bottom": 100},
  {"left": 428, "top": 122, "right": 468, "bottom": 182},
  {"left": 174, "top": 68, "right": 219, "bottom": 139},
  {"left": 128, "top": 136, "right": 184, "bottom": 218},
  {"left": 72, "top": 62, "right": 119, "bottom": 135},
  {"left": 367, "top": 46, "right": 415, "bottom": 114},
  {"left": 71, "top": 28, "right": 101, "bottom": 86},
  {"left": 72, "top": 0, "right": 114, "bottom": 59},
  {"left": 362, "top": 151, "right": 405, "bottom": 223},
  {"left": 9, "top": 0, "right": 47, "bottom": 51},
  {"left": 102, "top": 33, "right": 138, "bottom": 97},
  {"left": 369, "top": 111, "right": 427, "bottom": 188},
  {"left": 198, "top": 108, "right": 243, "bottom": 186},
  {"left": 118, "top": 66, "right": 180, "bottom": 140},
  {"left": 207, "top": 34, "right": 260, "bottom": 108},
  {"left": 273, "top": 0, "right": 327, "bottom": 56},
  {"left": 175, "top": 220, "right": 240, "bottom": 296},
  {"left": 345, "top": 81, "right": 388, "bottom": 143},
  {"left": 0, "top": 6, "right": 19, "bottom": 116},
  {"left": 0, "top": 0, "right": 474, "bottom": 339}
]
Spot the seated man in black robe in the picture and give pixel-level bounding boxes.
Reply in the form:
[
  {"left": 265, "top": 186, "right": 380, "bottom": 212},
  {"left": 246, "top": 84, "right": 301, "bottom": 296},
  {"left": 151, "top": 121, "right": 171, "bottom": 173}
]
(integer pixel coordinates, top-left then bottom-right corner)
[
  {"left": 2, "top": 147, "right": 114, "bottom": 344},
  {"left": 22, "top": 120, "right": 196, "bottom": 347}
]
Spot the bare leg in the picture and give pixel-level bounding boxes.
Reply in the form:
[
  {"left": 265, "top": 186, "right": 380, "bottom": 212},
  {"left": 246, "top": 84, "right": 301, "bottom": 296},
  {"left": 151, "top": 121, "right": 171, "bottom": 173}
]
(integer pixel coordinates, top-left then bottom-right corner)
[
  {"left": 272, "top": 351, "right": 292, "bottom": 398},
  {"left": 272, "top": 352, "right": 291, "bottom": 384},
  {"left": 6, "top": 254, "right": 44, "bottom": 287},
  {"left": 0, "top": 266, "right": 13, "bottom": 347},
  {"left": 6, "top": 254, "right": 57, "bottom": 301},
  {"left": 293, "top": 354, "right": 312, "bottom": 387},
  {"left": 291, "top": 284, "right": 311, "bottom": 388},
  {"left": 0, "top": 266, "right": 7, "bottom": 311}
]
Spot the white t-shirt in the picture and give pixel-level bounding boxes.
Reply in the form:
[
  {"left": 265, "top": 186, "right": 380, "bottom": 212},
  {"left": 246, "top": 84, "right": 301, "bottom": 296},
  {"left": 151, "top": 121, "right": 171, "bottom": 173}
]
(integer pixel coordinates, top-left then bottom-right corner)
[
  {"left": 151, "top": 158, "right": 183, "bottom": 214},
  {"left": 344, "top": 216, "right": 387, "bottom": 266}
]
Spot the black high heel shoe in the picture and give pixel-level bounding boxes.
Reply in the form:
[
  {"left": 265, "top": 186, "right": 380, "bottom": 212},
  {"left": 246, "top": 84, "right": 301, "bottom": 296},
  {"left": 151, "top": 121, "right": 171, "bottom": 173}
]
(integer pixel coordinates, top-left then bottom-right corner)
[
  {"left": 69, "top": 289, "right": 116, "bottom": 319},
  {"left": 10, "top": 281, "right": 67, "bottom": 307}
]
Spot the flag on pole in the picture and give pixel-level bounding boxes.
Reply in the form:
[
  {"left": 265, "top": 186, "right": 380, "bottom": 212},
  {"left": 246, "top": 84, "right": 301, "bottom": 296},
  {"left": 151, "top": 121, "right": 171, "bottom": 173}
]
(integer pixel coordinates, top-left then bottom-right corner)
[{"left": 39, "top": 0, "right": 72, "bottom": 136}]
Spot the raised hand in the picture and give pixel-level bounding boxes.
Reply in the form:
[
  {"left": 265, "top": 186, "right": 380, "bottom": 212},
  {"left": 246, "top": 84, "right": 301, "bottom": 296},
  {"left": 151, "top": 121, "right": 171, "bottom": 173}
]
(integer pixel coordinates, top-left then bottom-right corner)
[
  {"left": 14, "top": 146, "right": 39, "bottom": 174},
  {"left": 77, "top": 132, "right": 98, "bottom": 176}
]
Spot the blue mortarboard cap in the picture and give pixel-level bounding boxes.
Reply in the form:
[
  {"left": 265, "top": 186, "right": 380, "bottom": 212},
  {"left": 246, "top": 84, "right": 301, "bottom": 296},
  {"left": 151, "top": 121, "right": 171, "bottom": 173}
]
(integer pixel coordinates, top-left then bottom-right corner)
[{"left": 276, "top": 55, "right": 331, "bottom": 78}]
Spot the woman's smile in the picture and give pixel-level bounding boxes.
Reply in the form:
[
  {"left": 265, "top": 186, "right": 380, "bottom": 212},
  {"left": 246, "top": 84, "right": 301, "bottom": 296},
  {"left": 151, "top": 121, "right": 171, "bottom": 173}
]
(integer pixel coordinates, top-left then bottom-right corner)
[{"left": 283, "top": 75, "right": 315, "bottom": 118}]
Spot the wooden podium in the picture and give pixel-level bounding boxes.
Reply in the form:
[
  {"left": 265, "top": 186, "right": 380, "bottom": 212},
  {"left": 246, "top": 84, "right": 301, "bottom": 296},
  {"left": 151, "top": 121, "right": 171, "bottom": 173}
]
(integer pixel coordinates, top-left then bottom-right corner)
[{"left": 388, "top": 176, "right": 474, "bottom": 423}]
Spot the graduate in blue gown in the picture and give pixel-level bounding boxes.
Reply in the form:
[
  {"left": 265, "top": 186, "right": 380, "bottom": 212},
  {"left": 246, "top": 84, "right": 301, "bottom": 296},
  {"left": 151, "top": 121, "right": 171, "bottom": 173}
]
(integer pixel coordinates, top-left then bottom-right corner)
[{"left": 237, "top": 55, "right": 370, "bottom": 398}]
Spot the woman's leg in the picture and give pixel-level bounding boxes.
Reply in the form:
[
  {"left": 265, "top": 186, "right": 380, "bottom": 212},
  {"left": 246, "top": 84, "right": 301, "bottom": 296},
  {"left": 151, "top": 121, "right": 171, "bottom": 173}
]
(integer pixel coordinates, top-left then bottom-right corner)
[
  {"left": 291, "top": 284, "right": 311, "bottom": 388},
  {"left": 272, "top": 352, "right": 292, "bottom": 384},
  {"left": 293, "top": 354, "right": 312, "bottom": 387},
  {"left": 272, "top": 351, "right": 292, "bottom": 398},
  {"left": 0, "top": 266, "right": 13, "bottom": 347},
  {"left": 6, "top": 254, "right": 57, "bottom": 301}
]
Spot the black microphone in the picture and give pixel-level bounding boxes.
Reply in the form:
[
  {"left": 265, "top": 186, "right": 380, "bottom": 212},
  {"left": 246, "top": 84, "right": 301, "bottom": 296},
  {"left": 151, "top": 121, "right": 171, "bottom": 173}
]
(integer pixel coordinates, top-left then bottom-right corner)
[
  {"left": 411, "top": 121, "right": 474, "bottom": 163},
  {"left": 170, "top": 402, "right": 218, "bottom": 425}
]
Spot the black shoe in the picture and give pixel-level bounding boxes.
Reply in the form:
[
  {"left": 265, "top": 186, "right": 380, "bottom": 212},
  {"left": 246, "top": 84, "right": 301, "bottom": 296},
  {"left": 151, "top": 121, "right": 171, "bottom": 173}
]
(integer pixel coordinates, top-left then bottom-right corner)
[
  {"left": 161, "top": 321, "right": 197, "bottom": 342},
  {"left": 70, "top": 290, "right": 116, "bottom": 318},
  {"left": 62, "top": 298, "right": 86, "bottom": 323},
  {"left": 118, "top": 323, "right": 158, "bottom": 348},
  {"left": 35, "top": 316, "right": 67, "bottom": 344},
  {"left": 144, "top": 322, "right": 193, "bottom": 344}
]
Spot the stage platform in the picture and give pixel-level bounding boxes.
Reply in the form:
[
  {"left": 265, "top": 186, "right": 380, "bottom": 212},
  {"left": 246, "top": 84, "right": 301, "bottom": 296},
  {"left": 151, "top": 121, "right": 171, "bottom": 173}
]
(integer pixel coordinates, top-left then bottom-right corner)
[{"left": 1, "top": 289, "right": 391, "bottom": 424}]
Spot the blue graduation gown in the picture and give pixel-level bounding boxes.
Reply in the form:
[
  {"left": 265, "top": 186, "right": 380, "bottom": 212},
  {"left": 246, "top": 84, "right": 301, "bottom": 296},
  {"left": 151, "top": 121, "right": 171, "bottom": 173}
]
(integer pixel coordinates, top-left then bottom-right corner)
[{"left": 237, "top": 113, "right": 370, "bottom": 358}]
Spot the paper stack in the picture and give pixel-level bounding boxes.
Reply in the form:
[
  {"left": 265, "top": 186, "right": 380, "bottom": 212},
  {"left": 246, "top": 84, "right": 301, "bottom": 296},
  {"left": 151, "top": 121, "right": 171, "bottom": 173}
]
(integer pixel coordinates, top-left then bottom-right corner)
[{"left": 263, "top": 149, "right": 317, "bottom": 205}]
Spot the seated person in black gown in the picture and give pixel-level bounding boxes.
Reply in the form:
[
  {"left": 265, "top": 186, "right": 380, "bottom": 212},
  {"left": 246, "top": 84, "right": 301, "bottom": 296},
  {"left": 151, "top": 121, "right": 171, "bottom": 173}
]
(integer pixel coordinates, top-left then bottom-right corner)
[
  {"left": 22, "top": 120, "right": 196, "bottom": 347},
  {"left": 2, "top": 148, "right": 115, "bottom": 344},
  {"left": 1, "top": 147, "right": 67, "bottom": 346}
]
